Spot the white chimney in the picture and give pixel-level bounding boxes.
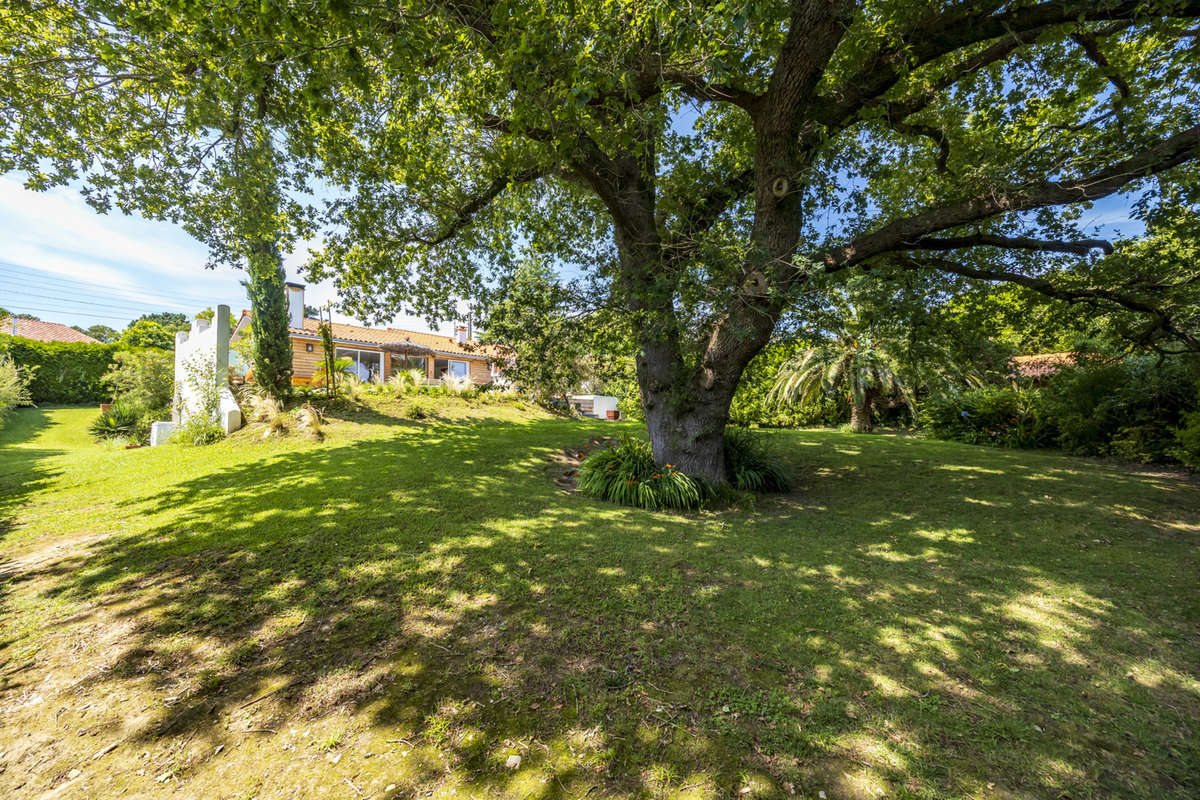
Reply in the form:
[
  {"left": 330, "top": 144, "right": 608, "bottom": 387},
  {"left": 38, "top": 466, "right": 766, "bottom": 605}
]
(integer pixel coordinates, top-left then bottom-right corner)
[
  {"left": 285, "top": 282, "right": 305, "bottom": 329},
  {"left": 455, "top": 324, "right": 468, "bottom": 344}
]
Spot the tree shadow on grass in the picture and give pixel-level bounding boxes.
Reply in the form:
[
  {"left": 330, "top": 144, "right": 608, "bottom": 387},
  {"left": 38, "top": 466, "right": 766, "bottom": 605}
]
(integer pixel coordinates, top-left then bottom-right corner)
[{"left": 3, "top": 420, "right": 1199, "bottom": 798}]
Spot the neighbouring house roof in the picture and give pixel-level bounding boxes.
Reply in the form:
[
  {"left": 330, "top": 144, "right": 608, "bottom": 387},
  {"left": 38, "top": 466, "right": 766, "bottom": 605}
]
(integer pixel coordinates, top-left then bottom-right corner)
[
  {"left": 0, "top": 317, "right": 100, "bottom": 344},
  {"left": 233, "top": 311, "right": 504, "bottom": 360},
  {"left": 1011, "top": 351, "right": 1075, "bottom": 379}
]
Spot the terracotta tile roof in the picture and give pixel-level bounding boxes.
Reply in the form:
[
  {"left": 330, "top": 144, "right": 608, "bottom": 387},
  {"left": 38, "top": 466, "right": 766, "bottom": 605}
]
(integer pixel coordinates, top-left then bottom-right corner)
[
  {"left": 293, "top": 318, "right": 503, "bottom": 358},
  {"left": 0, "top": 317, "right": 100, "bottom": 344},
  {"left": 1011, "top": 351, "right": 1075, "bottom": 378},
  {"left": 234, "top": 311, "right": 502, "bottom": 358}
]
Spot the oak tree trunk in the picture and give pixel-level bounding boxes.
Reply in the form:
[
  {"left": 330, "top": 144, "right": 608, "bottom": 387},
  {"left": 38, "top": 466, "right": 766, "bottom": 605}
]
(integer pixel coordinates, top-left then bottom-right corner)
[{"left": 641, "top": 387, "right": 733, "bottom": 484}]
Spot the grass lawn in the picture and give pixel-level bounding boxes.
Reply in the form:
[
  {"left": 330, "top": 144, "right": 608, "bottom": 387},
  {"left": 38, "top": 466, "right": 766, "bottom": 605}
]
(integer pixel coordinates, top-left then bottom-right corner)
[{"left": 1, "top": 399, "right": 1197, "bottom": 799}]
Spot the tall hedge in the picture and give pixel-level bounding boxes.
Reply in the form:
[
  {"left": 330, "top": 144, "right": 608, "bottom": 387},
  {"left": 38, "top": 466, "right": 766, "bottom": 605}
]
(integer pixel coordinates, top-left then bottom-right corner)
[{"left": 0, "top": 335, "right": 118, "bottom": 403}]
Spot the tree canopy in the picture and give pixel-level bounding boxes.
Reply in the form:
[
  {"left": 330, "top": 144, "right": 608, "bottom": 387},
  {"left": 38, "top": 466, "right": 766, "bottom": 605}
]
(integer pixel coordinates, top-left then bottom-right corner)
[
  {"left": 73, "top": 324, "right": 119, "bottom": 343},
  {"left": 4, "top": 0, "right": 1200, "bottom": 480}
]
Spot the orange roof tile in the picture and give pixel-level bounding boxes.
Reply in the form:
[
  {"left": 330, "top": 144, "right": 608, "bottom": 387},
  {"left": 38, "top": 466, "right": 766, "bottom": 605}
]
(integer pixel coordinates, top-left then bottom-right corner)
[
  {"left": 1010, "top": 351, "right": 1075, "bottom": 378},
  {"left": 0, "top": 317, "right": 100, "bottom": 344},
  {"left": 234, "top": 311, "right": 503, "bottom": 359}
]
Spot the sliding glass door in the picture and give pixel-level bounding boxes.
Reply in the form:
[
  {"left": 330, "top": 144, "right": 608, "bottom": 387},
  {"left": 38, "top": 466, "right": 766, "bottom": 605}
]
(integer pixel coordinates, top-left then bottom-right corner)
[{"left": 335, "top": 348, "right": 383, "bottom": 381}]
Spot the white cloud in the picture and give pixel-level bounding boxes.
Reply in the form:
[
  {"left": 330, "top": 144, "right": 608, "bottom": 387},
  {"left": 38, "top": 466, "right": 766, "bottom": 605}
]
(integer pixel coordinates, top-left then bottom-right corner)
[{"left": 0, "top": 177, "right": 459, "bottom": 335}]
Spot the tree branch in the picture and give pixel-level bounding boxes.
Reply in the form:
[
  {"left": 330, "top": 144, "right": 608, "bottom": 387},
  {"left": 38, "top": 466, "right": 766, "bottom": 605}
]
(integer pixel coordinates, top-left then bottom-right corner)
[
  {"left": 759, "top": 0, "right": 855, "bottom": 129},
  {"left": 818, "top": 123, "right": 1200, "bottom": 271},
  {"left": 660, "top": 70, "right": 757, "bottom": 109},
  {"left": 901, "top": 233, "right": 1114, "bottom": 256},
  {"left": 887, "top": 119, "right": 949, "bottom": 172},
  {"left": 814, "top": 1, "right": 1199, "bottom": 132},
  {"left": 894, "top": 255, "right": 1199, "bottom": 350},
  {"left": 1070, "top": 29, "right": 1132, "bottom": 107},
  {"left": 408, "top": 166, "right": 547, "bottom": 247}
]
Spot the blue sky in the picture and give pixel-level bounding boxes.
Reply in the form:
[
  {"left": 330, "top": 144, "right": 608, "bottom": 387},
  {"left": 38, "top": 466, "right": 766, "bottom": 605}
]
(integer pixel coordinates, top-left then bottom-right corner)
[
  {"left": 0, "top": 173, "right": 1144, "bottom": 334},
  {"left": 0, "top": 174, "right": 447, "bottom": 334}
]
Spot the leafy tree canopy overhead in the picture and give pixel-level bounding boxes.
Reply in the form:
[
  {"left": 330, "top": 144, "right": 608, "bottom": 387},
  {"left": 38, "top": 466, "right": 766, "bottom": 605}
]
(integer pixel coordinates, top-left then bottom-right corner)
[{"left": 4, "top": 0, "right": 1200, "bottom": 479}]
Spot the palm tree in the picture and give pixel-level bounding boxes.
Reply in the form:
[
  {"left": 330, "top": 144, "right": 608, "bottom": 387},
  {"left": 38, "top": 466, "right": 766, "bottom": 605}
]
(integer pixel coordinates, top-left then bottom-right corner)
[
  {"left": 310, "top": 356, "right": 354, "bottom": 388},
  {"left": 770, "top": 335, "right": 913, "bottom": 433}
]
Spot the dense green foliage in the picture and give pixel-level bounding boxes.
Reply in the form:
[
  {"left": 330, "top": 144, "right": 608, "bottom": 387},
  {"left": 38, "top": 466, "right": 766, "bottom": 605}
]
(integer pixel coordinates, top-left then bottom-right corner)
[
  {"left": 0, "top": 335, "right": 116, "bottom": 403},
  {"left": 1050, "top": 357, "right": 1199, "bottom": 463},
  {"left": 577, "top": 436, "right": 703, "bottom": 511},
  {"left": 101, "top": 349, "right": 173, "bottom": 409},
  {"left": 921, "top": 386, "right": 1057, "bottom": 450},
  {"left": 118, "top": 320, "right": 176, "bottom": 350},
  {"left": 0, "top": 352, "right": 33, "bottom": 426},
  {"left": 730, "top": 344, "right": 843, "bottom": 428},
  {"left": 481, "top": 261, "right": 588, "bottom": 403},
  {"left": 72, "top": 324, "right": 119, "bottom": 343},
  {"left": 722, "top": 427, "right": 791, "bottom": 493},
  {"left": 923, "top": 356, "right": 1200, "bottom": 463},
  {"left": 245, "top": 240, "right": 294, "bottom": 400},
  {"left": 129, "top": 312, "right": 188, "bottom": 331},
  {"left": 1175, "top": 394, "right": 1200, "bottom": 469}
]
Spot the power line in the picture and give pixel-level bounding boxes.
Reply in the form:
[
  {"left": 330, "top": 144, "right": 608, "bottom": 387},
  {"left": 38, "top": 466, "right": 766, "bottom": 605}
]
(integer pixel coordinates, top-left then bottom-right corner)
[
  {"left": 6, "top": 299, "right": 170, "bottom": 318},
  {"left": 0, "top": 271, "right": 237, "bottom": 310},
  {"left": 0, "top": 261, "right": 246, "bottom": 306},
  {"left": 0, "top": 288, "right": 194, "bottom": 314},
  {"left": 3, "top": 305, "right": 144, "bottom": 323}
]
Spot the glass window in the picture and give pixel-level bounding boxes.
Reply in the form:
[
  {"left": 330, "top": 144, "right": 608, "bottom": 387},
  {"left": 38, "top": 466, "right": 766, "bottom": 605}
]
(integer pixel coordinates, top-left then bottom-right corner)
[
  {"left": 434, "top": 358, "right": 469, "bottom": 379},
  {"left": 335, "top": 348, "right": 383, "bottom": 381},
  {"left": 392, "top": 354, "right": 427, "bottom": 373}
]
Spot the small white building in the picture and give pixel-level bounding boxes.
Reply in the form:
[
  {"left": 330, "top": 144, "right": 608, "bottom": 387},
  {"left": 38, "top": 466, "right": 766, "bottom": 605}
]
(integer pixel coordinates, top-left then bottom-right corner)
[{"left": 569, "top": 394, "right": 620, "bottom": 420}]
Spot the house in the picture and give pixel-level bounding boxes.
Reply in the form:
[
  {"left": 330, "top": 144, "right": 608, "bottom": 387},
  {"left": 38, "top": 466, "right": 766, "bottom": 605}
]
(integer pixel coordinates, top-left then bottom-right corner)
[
  {"left": 231, "top": 282, "right": 503, "bottom": 386},
  {"left": 1, "top": 316, "right": 99, "bottom": 344}
]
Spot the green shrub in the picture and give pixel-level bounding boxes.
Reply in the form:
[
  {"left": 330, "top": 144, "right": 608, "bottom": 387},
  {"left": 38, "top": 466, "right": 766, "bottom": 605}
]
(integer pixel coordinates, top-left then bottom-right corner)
[
  {"left": 89, "top": 402, "right": 142, "bottom": 440},
  {"left": 729, "top": 343, "right": 845, "bottom": 428},
  {"left": 405, "top": 398, "right": 434, "bottom": 420},
  {"left": 577, "top": 436, "right": 703, "bottom": 511},
  {"left": 172, "top": 417, "right": 225, "bottom": 446},
  {"left": 0, "top": 352, "right": 34, "bottom": 426},
  {"left": 1045, "top": 357, "right": 1197, "bottom": 463},
  {"left": 922, "top": 356, "right": 1200, "bottom": 464},
  {"left": 723, "top": 427, "right": 791, "bottom": 492},
  {"left": 101, "top": 349, "right": 174, "bottom": 408},
  {"left": 1174, "top": 397, "right": 1200, "bottom": 470},
  {"left": 0, "top": 335, "right": 117, "bottom": 403},
  {"left": 921, "top": 386, "right": 1056, "bottom": 448}
]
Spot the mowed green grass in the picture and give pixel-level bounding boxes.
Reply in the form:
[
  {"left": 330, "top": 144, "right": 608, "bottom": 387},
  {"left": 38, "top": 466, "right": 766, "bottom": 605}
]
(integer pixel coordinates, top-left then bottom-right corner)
[{"left": 0, "top": 402, "right": 1197, "bottom": 800}]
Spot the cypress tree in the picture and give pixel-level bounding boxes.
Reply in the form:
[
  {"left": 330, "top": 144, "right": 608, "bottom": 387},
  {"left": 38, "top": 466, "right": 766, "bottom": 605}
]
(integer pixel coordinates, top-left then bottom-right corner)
[{"left": 246, "top": 241, "right": 293, "bottom": 399}]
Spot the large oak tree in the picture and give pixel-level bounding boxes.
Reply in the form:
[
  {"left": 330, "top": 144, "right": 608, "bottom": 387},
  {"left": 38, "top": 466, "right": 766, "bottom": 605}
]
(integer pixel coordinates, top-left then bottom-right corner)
[{"left": 5, "top": 1, "right": 1200, "bottom": 480}]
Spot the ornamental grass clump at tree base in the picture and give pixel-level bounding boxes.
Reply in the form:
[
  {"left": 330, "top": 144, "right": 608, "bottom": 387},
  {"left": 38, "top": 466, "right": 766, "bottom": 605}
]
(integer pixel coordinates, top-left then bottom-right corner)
[
  {"left": 577, "top": 429, "right": 791, "bottom": 510},
  {"left": 576, "top": 436, "right": 703, "bottom": 511}
]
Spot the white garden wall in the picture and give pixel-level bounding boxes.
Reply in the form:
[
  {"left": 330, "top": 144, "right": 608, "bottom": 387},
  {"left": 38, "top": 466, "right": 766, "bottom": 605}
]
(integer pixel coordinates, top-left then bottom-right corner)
[{"left": 150, "top": 304, "right": 242, "bottom": 445}]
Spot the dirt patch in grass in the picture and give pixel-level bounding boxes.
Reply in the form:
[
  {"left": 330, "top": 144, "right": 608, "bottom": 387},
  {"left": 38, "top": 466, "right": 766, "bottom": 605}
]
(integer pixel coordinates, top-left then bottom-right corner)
[{"left": 547, "top": 435, "right": 620, "bottom": 493}]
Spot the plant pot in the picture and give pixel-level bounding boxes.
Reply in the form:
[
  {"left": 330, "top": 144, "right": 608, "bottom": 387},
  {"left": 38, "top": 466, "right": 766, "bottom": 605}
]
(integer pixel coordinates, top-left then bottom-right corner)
[
  {"left": 100, "top": 403, "right": 113, "bottom": 413},
  {"left": 124, "top": 444, "right": 141, "bottom": 449},
  {"left": 606, "top": 410, "right": 619, "bottom": 420}
]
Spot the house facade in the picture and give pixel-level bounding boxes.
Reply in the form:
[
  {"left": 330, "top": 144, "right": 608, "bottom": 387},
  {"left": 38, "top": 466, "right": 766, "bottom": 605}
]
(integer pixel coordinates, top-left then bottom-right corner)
[{"left": 232, "top": 283, "right": 502, "bottom": 386}]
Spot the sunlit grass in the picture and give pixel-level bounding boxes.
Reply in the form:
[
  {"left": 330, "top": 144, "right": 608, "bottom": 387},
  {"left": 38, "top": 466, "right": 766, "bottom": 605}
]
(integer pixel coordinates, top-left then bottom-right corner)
[{"left": 0, "top": 403, "right": 1197, "bottom": 798}]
